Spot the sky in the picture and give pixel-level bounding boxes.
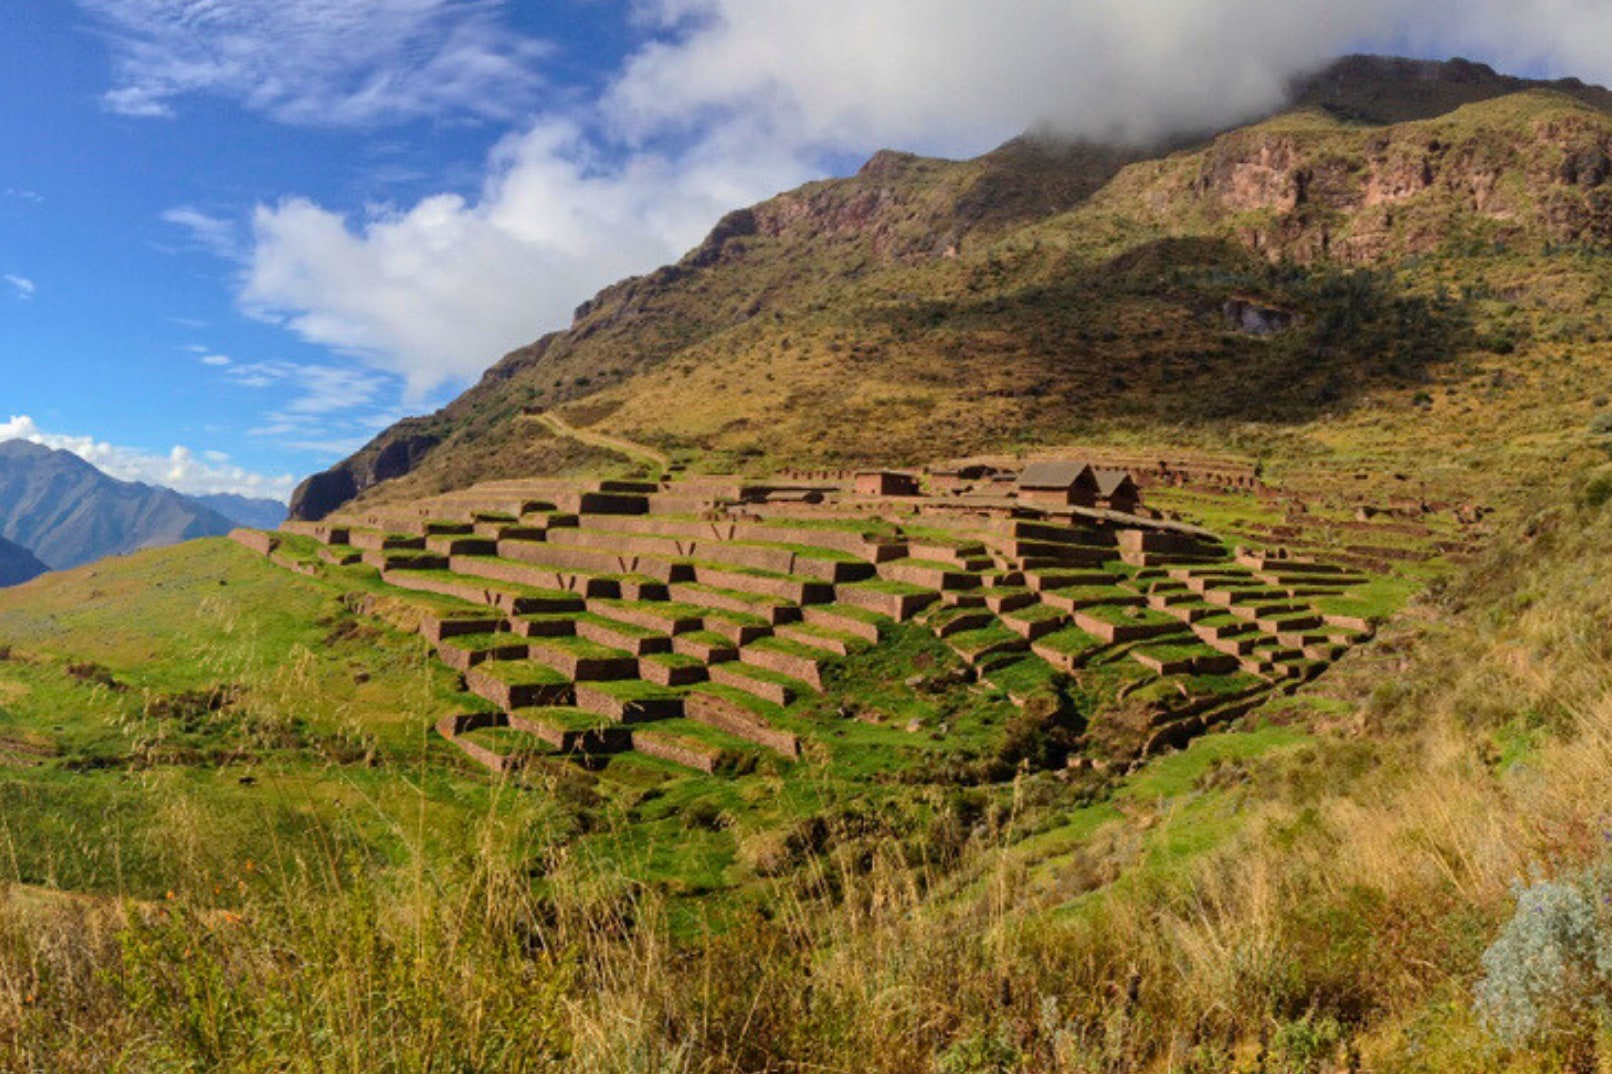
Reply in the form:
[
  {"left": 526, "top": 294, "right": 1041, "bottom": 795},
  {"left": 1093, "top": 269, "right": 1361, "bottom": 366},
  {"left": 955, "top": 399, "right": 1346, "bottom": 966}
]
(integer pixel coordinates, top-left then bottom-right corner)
[{"left": 5, "top": 0, "right": 1612, "bottom": 503}]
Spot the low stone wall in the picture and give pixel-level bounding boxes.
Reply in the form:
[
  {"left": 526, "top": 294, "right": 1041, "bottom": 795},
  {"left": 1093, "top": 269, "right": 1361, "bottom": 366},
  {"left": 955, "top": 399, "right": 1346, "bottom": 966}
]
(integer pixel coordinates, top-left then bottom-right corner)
[
  {"left": 229, "top": 529, "right": 277, "bottom": 556},
  {"left": 879, "top": 562, "right": 977, "bottom": 591},
  {"left": 1072, "top": 613, "right": 1187, "bottom": 645},
  {"left": 708, "top": 663, "right": 792, "bottom": 706},
  {"left": 668, "top": 583, "right": 791, "bottom": 624},
  {"left": 361, "top": 550, "right": 447, "bottom": 571},
  {"left": 575, "top": 618, "right": 669, "bottom": 655},
  {"left": 435, "top": 638, "right": 528, "bottom": 672},
  {"left": 590, "top": 602, "right": 703, "bottom": 636},
  {"left": 801, "top": 606, "right": 882, "bottom": 643},
  {"left": 464, "top": 668, "right": 574, "bottom": 710},
  {"left": 436, "top": 713, "right": 513, "bottom": 773},
  {"left": 525, "top": 641, "right": 639, "bottom": 682},
  {"left": 383, "top": 569, "right": 496, "bottom": 609},
  {"left": 578, "top": 515, "right": 736, "bottom": 541},
  {"left": 420, "top": 613, "right": 506, "bottom": 643},
  {"left": 693, "top": 565, "right": 833, "bottom": 605},
  {"left": 497, "top": 539, "right": 687, "bottom": 583},
  {"left": 686, "top": 691, "right": 800, "bottom": 757},
  {"left": 836, "top": 586, "right": 937, "bottom": 621},
  {"left": 640, "top": 660, "right": 709, "bottom": 687},
  {"left": 574, "top": 684, "right": 684, "bottom": 723},
  {"left": 548, "top": 528, "right": 686, "bottom": 559},
  {"left": 672, "top": 634, "right": 738, "bottom": 663},
  {"left": 426, "top": 535, "right": 498, "bottom": 556},
  {"left": 774, "top": 624, "right": 851, "bottom": 655},
  {"left": 1041, "top": 589, "right": 1143, "bottom": 613},
  {"left": 739, "top": 645, "right": 822, "bottom": 690},
  {"left": 631, "top": 730, "right": 720, "bottom": 774},
  {"left": 351, "top": 531, "right": 425, "bottom": 552}
]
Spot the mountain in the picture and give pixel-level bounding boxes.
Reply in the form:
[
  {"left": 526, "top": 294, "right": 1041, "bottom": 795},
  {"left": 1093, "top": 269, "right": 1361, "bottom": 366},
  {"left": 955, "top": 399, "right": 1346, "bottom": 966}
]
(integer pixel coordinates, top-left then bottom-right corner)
[
  {"left": 0, "top": 533, "right": 47, "bottom": 588},
  {"left": 0, "top": 440, "right": 236, "bottom": 570},
  {"left": 190, "top": 492, "right": 287, "bottom": 531},
  {"left": 288, "top": 55, "right": 1612, "bottom": 521}
]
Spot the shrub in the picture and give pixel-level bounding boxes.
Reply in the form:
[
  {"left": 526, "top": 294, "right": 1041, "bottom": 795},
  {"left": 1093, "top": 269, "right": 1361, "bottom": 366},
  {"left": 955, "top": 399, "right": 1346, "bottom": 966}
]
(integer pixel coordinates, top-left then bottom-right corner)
[
  {"left": 1474, "top": 870, "right": 1611, "bottom": 1046},
  {"left": 1576, "top": 466, "right": 1612, "bottom": 511}
]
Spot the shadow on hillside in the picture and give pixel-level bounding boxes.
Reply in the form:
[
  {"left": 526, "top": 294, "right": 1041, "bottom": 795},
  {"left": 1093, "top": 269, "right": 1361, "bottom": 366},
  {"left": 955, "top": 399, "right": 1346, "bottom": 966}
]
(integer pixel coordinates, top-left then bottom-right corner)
[{"left": 876, "top": 237, "right": 1476, "bottom": 427}]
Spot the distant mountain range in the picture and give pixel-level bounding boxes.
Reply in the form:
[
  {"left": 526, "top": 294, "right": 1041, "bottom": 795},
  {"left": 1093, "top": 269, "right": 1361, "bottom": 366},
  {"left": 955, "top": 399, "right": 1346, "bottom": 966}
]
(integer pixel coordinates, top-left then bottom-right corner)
[
  {"left": 0, "top": 534, "right": 48, "bottom": 587},
  {"left": 191, "top": 492, "right": 288, "bottom": 531},
  {"left": 0, "top": 440, "right": 284, "bottom": 580}
]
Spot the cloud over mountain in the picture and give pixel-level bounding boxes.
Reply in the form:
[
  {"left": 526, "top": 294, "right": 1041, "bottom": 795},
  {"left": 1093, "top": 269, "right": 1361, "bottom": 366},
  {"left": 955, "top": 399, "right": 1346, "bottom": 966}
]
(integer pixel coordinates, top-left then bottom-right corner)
[{"left": 168, "top": 1, "right": 1612, "bottom": 397}]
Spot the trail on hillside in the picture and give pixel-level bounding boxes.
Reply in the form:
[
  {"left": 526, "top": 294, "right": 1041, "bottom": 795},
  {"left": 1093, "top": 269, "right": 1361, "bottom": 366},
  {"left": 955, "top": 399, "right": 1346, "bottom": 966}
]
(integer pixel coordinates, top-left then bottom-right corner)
[{"left": 527, "top": 411, "right": 670, "bottom": 473}]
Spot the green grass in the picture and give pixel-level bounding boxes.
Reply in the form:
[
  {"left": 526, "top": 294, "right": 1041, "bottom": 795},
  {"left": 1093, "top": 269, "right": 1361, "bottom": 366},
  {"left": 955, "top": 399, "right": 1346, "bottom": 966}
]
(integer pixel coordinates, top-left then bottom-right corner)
[
  {"left": 1034, "top": 626, "right": 1106, "bottom": 657},
  {"left": 528, "top": 635, "right": 633, "bottom": 660},
  {"left": 473, "top": 660, "right": 569, "bottom": 686}
]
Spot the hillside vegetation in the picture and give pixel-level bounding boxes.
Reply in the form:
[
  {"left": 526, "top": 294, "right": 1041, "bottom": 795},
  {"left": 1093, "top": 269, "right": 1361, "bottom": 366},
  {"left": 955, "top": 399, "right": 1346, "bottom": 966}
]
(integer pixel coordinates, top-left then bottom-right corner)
[
  {"left": 296, "top": 59, "right": 1612, "bottom": 523},
  {"left": 10, "top": 55, "right": 1612, "bottom": 1072}
]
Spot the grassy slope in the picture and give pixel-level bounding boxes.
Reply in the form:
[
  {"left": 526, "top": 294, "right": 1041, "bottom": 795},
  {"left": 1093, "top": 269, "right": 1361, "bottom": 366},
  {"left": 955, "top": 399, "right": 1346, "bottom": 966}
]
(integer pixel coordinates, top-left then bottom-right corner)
[
  {"left": 332, "top": 89, "right": 1612, "bottom": 524},
  {"left": 12, "top": 74, "right": 1612, "bottom": 1072}
]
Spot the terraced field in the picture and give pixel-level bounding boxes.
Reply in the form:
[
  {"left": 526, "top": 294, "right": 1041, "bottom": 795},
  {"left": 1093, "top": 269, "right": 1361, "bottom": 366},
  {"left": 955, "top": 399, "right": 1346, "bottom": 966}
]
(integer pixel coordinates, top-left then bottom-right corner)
[{"left": 236, "top": 471, "right": 1406, "bottom": 777}]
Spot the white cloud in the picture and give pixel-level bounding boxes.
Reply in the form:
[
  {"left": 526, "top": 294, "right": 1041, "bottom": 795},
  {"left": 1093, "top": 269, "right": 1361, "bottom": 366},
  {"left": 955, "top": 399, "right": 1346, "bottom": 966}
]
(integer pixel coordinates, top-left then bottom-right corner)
[
  {"left": 241, "top": 119, "right": 805, "bottom": 397},
  {"left": 79, "top": 0, "right": 552, "bottom": 126},
  {"left": 4, "top": 275, "right": 35, "bottom": 300},
  {"left": 218, "top": 360, "right": 389, "bottom": 415},
  {"left": 0, "top": 415, "right": 294, "bottom": 501},
  {"left": 3, "top": 189, "right": 43, "bottom": 205},
  {"left": 199, "top": 1, "right": 1612, "bottom": 404},
  {"left": 163, "top": 207, "right": 243, "bottom": 259},
  {"left": 200, "top": 354, "right": 232, "bottom": 367}
]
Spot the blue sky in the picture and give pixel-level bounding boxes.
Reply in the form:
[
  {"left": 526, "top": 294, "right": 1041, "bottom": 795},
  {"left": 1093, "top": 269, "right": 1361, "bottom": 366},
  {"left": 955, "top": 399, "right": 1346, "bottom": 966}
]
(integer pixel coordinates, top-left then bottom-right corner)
[{"left": 0, "top": 0, "right": 1603, "bottom": 501}]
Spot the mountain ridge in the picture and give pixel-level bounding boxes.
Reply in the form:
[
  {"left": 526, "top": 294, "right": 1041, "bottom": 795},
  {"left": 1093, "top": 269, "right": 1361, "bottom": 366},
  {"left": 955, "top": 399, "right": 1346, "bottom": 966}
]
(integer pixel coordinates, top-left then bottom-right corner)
[
  {"left": 0, "top": 440, "right": 236, "bottom": 570},
  {"left": 288, "top": 54, "right": 1612, "bottom": 521}
]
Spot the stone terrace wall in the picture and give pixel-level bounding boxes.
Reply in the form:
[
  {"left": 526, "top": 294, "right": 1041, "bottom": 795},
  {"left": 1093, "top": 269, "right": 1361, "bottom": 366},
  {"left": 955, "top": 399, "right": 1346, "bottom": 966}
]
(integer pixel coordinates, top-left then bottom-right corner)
[
  {"left": 631, "top": 730, "right": 720, "bottom": 774},
  {"left": 686, "top": 692, "right": 800, "bottom": 757}
]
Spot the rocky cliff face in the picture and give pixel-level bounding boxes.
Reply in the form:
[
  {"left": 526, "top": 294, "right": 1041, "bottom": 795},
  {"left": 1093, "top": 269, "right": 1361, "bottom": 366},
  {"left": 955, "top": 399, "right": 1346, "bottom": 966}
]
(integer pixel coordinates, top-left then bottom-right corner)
[{"left": 1089, "top": 90, "right": 1612, "bottom": 266}]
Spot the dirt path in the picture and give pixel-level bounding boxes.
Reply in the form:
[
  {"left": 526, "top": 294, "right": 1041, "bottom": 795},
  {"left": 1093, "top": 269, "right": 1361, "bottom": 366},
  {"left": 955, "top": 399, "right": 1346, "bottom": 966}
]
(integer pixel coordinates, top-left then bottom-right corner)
[{"left": 527, "top": 411, "right": 670, "bottom": 474}]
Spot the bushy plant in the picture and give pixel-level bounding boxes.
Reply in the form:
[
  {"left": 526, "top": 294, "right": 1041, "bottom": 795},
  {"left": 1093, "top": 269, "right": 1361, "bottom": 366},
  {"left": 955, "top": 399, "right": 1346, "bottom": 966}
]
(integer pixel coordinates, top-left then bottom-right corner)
[{"left": 1474, "top": 869, "right": 1612, "bottom": 1045}]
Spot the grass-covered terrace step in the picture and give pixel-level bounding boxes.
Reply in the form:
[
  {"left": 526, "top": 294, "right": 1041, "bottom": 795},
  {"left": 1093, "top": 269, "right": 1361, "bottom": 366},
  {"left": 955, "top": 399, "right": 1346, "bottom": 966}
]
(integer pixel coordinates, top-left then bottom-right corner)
[
  {"left": 573, "top": 680, "right": 685, "bottom": 723},
  {"left": 800, "top": 602, "right": 889, "bottom": 643},
  {"left": 706, "top": 660, "right": 810, "bottom": 707},
  {"left": 464, "top": 661, "right": 574, "bottom": 711},
  {"left": 525, "top": 635, "right": 641, "bottom": 681},
  {"left": 670, "top": 630, "right": 742, "bottom": 664},
  {"left": 435, "top": 632, "right": 529, "bottom": 671},
  {"left": 630, "top": 720, "right": 764, "bottom": 775},
  {"left": 668, "top": 582, "right": 801, "bottom": 625},
  {"left": 383, "top": 568, "right": 585, "bottom": 616},
  {"left": 639, "top": 651, "right": 710, "bottom": 687}
]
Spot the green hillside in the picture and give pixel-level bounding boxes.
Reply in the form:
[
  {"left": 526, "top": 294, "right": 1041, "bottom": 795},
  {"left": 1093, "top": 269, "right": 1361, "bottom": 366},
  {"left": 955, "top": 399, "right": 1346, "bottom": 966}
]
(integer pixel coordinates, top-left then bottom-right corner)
[{"left": 12, "top": 55, "right": 1612, "bottom": 1073}]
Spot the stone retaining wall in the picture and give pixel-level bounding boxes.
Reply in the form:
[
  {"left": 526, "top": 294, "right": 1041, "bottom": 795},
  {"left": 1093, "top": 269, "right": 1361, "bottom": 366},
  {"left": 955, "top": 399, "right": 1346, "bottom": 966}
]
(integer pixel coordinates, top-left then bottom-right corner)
[
  {"left": 630, "top": 730, "right": 720, "bottom": 773},
  {"left": 708, "top": 663, "right": 792, "bottom": 705},
  {"left": 229, "top": 529, "right": 276, "bottom": 556},
  {"left": 694, "top": 565, "right": 833, "bottom": 605},
  {"left": 1072, "top": 613, "right": 1188, "bottom": 645},
  {"left": 686, "top": 691, "right": 800, "bottom": 757},
  {"left": 739, "top": 645, "right": 822, "bottom": 690},
  {"left": 420, "top": 613, "right": 506, "bottom": 643},
  {"left": 836, "top": 586, "right": 937, "bottom": 621},
  {"left": 464, "top": 668, "right": 574, "bottom": 710},
  {"left": 574, "top": 684, "right": 685, "bottom": 723},
  {"left": 801, "top": 606, "right": 882, "bottom": 643},
  {"left": 437, "top": 713, "right": 514, "bottom": 773}
]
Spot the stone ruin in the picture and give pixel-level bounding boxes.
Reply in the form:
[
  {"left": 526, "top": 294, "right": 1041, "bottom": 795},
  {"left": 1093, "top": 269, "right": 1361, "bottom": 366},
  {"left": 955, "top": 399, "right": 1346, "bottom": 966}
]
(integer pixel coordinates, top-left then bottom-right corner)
[{"left": 234, "top": 459, "right": 1381, "bottom": 780}]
